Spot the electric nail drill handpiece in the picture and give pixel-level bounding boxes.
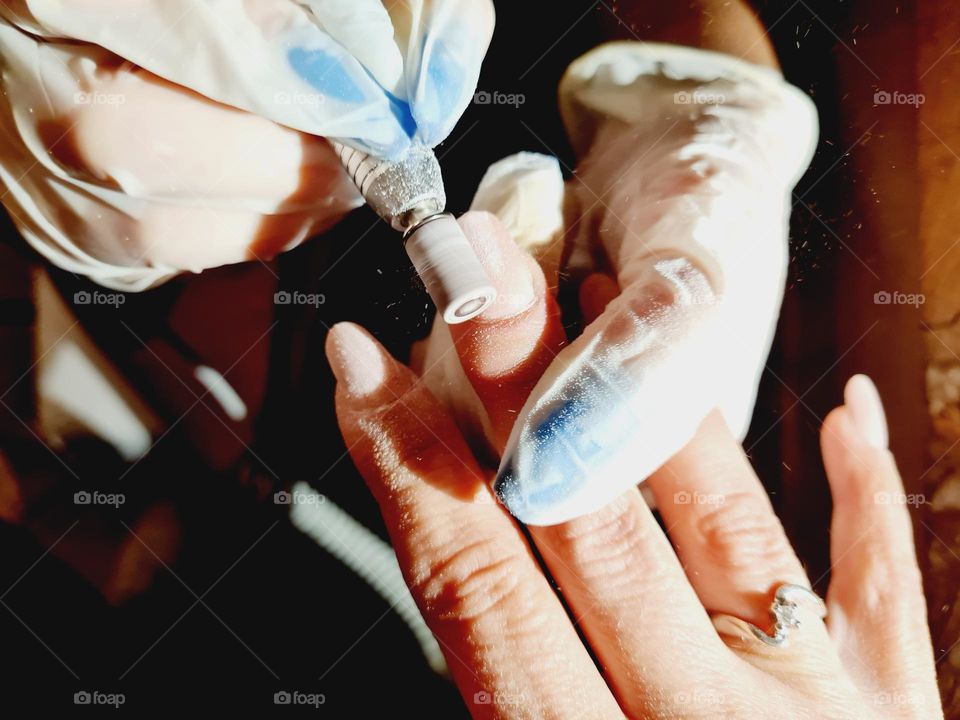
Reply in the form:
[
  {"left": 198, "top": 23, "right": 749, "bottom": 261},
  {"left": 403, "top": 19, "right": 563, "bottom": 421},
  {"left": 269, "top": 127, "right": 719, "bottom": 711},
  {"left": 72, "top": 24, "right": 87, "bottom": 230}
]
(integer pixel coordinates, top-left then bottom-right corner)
[{"left": 331, "top": 141, "right": 497, "bottom": 324}]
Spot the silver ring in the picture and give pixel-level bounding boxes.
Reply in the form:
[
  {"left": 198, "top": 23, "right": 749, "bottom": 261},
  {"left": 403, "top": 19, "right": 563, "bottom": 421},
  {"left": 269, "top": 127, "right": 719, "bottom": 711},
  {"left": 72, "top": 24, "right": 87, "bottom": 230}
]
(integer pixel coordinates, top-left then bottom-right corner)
[{"left": 746, "top": 583, "right": 827, "bottom": 648}]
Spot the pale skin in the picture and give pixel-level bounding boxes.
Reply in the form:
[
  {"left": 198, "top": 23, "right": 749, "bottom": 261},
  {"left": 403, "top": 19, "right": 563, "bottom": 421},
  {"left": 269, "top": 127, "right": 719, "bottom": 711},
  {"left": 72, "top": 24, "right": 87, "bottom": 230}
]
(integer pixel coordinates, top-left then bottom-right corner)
[{"left": 325, "top": 212, "right": 942, "bottom": 719}]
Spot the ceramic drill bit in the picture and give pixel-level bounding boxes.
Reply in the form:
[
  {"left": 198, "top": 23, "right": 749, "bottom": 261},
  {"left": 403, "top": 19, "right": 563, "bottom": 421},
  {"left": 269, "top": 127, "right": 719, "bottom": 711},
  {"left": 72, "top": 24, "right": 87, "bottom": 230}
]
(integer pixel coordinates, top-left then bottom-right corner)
[{"left": 331, "top": 141, "right": 496, "bottom": 324}]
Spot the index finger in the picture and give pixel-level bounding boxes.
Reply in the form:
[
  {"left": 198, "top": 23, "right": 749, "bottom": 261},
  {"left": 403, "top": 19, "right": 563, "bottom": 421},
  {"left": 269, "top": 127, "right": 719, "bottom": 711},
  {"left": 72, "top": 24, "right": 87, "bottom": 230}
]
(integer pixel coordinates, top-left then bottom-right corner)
[{"left": 326, "top": 322, "right": 621, "bottom": 719}]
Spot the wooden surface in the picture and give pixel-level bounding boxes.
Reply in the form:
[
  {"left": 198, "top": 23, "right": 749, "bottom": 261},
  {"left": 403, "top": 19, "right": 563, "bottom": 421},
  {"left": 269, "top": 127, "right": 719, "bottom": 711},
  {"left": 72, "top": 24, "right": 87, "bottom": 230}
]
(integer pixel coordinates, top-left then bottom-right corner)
[
  {"left": 762, "top": 0, "right": 956, "bottom": 713},
  {"left": 918, "top": 2, "right": 960, "bottom": 714}
]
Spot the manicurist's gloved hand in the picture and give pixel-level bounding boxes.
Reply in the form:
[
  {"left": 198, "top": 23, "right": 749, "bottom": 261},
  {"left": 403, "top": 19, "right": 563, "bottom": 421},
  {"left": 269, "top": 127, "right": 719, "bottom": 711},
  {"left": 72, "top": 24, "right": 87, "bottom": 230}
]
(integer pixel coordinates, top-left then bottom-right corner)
[
  {"left": 0, "top": 0, "right": 492, "bottom": 289},
  {"left": 489, "top": 43, "right": 819, "bottom": 524}
]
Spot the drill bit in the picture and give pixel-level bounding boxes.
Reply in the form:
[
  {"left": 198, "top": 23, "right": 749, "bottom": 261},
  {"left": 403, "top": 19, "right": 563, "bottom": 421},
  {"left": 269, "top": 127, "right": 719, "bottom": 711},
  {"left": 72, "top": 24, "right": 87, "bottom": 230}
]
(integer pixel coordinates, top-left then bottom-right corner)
[{"left": 331, "top": 141, "right": 496, "bottom": 324}]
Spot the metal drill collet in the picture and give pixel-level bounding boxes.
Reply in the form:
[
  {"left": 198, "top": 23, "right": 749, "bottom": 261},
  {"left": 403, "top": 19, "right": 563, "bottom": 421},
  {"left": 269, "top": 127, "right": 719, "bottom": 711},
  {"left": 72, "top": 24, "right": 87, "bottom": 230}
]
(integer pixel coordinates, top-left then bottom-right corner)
[{"left": 331, "top": 142, "right": 496, "bottom": 324}]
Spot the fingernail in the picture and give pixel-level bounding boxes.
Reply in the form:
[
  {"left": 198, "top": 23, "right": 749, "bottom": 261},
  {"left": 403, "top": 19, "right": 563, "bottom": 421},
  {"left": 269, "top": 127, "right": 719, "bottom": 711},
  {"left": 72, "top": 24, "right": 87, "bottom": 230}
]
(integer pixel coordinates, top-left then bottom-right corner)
[
  {"left": 843, "top": 374, "right": 888, "bottom": 449},
  {"left": 458, "top": 212, "right": 536, "bottom": 320},
  {"left": 325, "top": 322, "right": 389, "bottom": 397}
]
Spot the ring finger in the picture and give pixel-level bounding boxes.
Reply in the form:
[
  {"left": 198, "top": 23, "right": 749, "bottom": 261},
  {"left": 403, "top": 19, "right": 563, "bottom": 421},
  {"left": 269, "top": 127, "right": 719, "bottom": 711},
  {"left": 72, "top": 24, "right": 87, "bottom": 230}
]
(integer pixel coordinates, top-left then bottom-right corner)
[
  {"left": 645, "top": 411, "right": 812, "bottom": 628},
  {"left": 643, "top": 410, "right": 845, "bottom": 684}
]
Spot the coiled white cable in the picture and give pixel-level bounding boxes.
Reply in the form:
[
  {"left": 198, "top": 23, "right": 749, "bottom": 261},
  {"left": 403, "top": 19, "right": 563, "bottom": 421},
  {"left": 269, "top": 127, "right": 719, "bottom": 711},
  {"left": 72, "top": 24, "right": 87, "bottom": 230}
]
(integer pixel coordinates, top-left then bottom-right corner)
[{"left": 288, "top": 481, "right": 447, "bottom": 676}]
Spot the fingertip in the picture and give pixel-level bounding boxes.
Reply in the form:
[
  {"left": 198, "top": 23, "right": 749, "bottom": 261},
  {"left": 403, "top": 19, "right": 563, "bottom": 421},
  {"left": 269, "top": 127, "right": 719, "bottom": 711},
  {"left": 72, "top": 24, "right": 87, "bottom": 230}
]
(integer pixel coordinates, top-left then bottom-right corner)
[
  {"left": 325, "top": 322, "right": 406, "bottom": 403},
  {"left": 452, "top": 211, "right": 564, "bottom": 383},
  {"left": 843, "top": 374, "right": 888, "bottom": 449},
  {"left": 456, "top": 211, "right": 541, "bottom": 321},
  {"left": 820, "top": 399, "right": 902, "bottom": 510}
]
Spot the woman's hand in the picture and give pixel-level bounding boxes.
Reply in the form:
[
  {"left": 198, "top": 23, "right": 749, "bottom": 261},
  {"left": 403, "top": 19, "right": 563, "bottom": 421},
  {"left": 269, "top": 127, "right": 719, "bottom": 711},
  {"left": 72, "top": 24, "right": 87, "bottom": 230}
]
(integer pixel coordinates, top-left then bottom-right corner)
[{"left": 325, "top": 212, "right": 941, "bottom": 719}]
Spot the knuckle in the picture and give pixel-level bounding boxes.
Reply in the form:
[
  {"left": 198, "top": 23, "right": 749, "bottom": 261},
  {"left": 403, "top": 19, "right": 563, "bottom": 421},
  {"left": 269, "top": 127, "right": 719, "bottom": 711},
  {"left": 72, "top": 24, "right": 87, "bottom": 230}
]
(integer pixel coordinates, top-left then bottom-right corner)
[
  {"left": 600, "top": 257, "right": 717, "bottom": 347},
  {"left": 362, "top": 392, "right": 468, "bottom": 473},
  {"left": 849, "top": 540, "right": 924, "bottom": 615},
  {"left": 548, "top": 497, "right": 671, "bottom": 598},
  {"left": 552, "top": 494, "right": 642, "bottom": 546},
  {"left": 695, "top": 491, "right": 795, "bottom": 574},
  {"left": 408, "top": 535, "right": 530, "bottom": 625}
]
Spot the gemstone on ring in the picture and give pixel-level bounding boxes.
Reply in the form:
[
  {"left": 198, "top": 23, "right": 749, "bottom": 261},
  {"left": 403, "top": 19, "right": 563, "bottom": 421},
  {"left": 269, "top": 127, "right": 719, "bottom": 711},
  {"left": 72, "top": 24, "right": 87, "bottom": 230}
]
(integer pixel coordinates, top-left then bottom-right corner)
[{"left": 748, "top": 583, "right": 827, "bottom": 647}]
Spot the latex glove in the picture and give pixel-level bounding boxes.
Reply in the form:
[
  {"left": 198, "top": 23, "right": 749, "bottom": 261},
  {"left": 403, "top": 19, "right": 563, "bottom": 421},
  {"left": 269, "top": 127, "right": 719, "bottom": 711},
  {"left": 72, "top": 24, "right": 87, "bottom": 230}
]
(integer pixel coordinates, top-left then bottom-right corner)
[
  {"left": 491, "top": 42, "right": 818, "bottom": 525},
  {"left": 0, "top": 0, "right": 493, "bottom": 289}
]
